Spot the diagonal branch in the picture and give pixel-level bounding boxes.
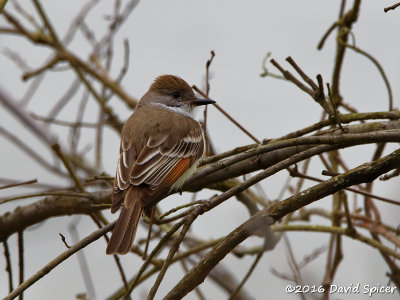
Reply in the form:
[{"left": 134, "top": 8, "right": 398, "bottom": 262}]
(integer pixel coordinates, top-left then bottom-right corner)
[{"left": 163, "top": 148, "right": 400, "bottom": 299}]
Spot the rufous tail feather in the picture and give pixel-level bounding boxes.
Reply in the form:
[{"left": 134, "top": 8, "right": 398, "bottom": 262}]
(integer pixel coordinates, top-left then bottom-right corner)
[{"left": 106, "top": 196, "right": 143, "bottom": 255}]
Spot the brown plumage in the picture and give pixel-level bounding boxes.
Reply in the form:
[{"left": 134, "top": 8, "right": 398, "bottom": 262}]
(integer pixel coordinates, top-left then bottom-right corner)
[
  {"left": 106, "top": 75, "right": 215, "bottom": 255},
  {"left": 149, "top": 75, "right": 192, "bottom": 94}
]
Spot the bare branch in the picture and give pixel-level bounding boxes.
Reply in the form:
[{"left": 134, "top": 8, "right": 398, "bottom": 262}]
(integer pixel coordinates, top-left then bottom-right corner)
[
  {"left": 384, "top": 2, "right": 400, "bottom": 12},
  {"left": 4, "top": 222, "right": 115, "bottom": 300},
  {"left": 164, "top": 148, "right": 400, "bottom": 299},
  {"left": 0, "top": 179, "right": 37, "bottom": 190}
]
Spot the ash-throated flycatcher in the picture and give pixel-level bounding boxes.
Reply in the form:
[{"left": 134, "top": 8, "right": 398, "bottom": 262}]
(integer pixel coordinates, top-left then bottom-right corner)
[{"left": 106, "top": 75, "right": 215, "bottom": 255}]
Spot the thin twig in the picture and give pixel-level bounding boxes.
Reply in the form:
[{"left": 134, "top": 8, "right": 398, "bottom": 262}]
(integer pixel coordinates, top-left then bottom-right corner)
[
  {"left": 341, "top": 192, "right": 356, "bottom": 234},
  {"left": 0, "top": 86, "right": 56, "bottom": 145},
  {"left": 326, "top": 83, "right": 344, "bottom": 132},
  {"left": 3, "top": 240, "right": 14, "bottom": 293},
  {"left": 31, "top": 113, "right": 97, "bottom": 128},
  {"left": 330, "top": 0, "right": 361, "bottom": 103},
  {"left": 286, "top": 56, "right": 318, "bottom": 91},
  {"left": 114, "top": 39, "right": 130, "bottom": 85},
  {"left": 203, "top": 50, "right": 215, "bottom": 156},
  {"left": 47, "top": 79, "right": 81, "bottom": 121},
  {"left": 59, "top": 233, "right": 71, "bottom": 248},
  {"left": 317, "top": 21, "right": 339, "bottom": 50},
  {"left": 337, "top": 38, "right": 393, "bottom": 111},
  {"left": 192, "top": 86, "right": 260, "bottom": 144},
  {"left": 0, "top": 125, "right": 66, "bottom": 177},
  {"left": 228, "top": 237, "right": 267, "bottom": 300},
  {"left": 3, "top": 222, "right": 115, "bottom": 300},
  {"left": 205, "top": 50, "right": 215, "bottom": 96},
  {"left": 0, "top": 179, "right": 37, "bottom": 190},
  {"left": 31, "top": 0, "right": 62, "bottom": 47},
  {"left": 384, "top": 2, "right": 400, "bottom": 12},
  {"left": 146, "top": 216, "right": 196, "bottom": 300},
  {"left": 260, "top": 52, "right": 285, "bottom": 79},
  {"left": 89, "top": 214, "right": 130, "bottom": 294},
  {"left": 0, "top": 191, "right": 93, "bottom": 205},
  {"left": 51, "top": 143, "right": 85, "bottom": 193},
  {"left": 143, "top": 206, "right": 156, "bottom": 260},
  {"left": 290, "top": 166, "right": 400, "bottom": 206},
  {"left": 270, "top": 58, "right": 314, "bottom": 96},
  {"left": 107, "top": 238, "right": 223, "bottom": 300},
  {"left": 283, "top": 235, "right": 306, "bottom": 300},
  {"left": 271, "top": 58, "right": 334, "bottom": 115},
  {"left": 69, "top": 220, "right": 96, "bottom": 299},
  {"left": 123, "top": 220, "right": 185, "bottom": 298},
  {"left": 18, "top": 231, "right": 24, "bottom": 300},
  {"left": 70, "top": 89, "right": 90, "bottom": 157},
  {"left": 22, "top": 55, "right": 60, "bottom": 80},
  {"left": 273, "top": 224, "right": 400, "bottom": 260},
  {"left": 158, "top": 200, "right": 206, "bottom": 219},
  {"left": 0, "top": 0, "right": 8, "bottom": 13}
]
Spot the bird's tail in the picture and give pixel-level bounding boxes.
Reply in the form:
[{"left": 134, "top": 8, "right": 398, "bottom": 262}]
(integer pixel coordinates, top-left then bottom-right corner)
[{"left": 106, "top": 188, "right": 143, "bottom": 255}]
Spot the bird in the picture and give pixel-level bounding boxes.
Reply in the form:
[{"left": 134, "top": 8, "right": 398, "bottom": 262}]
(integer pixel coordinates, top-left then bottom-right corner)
[{"left": 106, "top": 75, "right": 215, "bottom": 255}]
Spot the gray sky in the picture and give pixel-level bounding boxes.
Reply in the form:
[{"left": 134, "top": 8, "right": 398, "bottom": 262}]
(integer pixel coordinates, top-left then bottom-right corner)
[{"left": 1, "top": 1, "right": 400, "bottom": 299}]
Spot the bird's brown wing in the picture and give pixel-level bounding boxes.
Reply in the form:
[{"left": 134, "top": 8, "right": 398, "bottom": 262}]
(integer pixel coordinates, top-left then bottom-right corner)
[
  {"left": 107, "top": 123, "right": 204, "bottom": 254},
  {"left": 111, "top": 122, "right": 204, "bottom": 212}
]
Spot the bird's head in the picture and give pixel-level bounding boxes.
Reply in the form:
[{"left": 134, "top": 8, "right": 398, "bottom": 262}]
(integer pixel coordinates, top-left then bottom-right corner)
[{"left": 140, "top": 75, "right": 215, "bottom": 116}]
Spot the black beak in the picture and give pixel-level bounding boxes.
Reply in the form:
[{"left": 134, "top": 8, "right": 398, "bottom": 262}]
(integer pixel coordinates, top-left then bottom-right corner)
[{"left": 191, "top": 97, "right": 216, "bottom": 106}]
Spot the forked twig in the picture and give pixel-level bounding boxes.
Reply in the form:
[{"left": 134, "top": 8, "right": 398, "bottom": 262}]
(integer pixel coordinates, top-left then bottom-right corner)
[{"left": 270, "top": 57, "right": 334, "bottom": 116}]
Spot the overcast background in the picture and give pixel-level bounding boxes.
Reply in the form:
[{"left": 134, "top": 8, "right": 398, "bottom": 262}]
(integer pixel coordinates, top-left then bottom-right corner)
[{"left": 1, "top": 1, "right": 400, "bottom": 299}]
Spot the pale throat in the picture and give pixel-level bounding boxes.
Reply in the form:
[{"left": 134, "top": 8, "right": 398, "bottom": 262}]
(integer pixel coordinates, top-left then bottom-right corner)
[{"left": 151, "top": 102, "right": 195, "bottom": 119}]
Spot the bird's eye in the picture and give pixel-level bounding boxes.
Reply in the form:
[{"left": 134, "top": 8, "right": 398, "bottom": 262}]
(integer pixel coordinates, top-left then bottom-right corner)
[{"left": 171, "top": 91, "right": 180, "bottom": 98}]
